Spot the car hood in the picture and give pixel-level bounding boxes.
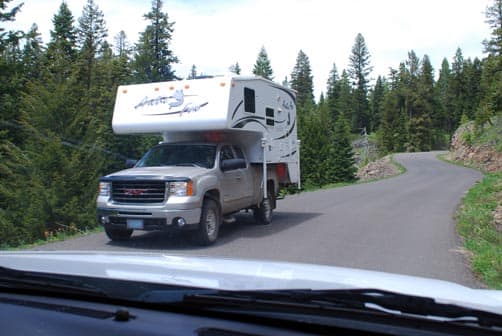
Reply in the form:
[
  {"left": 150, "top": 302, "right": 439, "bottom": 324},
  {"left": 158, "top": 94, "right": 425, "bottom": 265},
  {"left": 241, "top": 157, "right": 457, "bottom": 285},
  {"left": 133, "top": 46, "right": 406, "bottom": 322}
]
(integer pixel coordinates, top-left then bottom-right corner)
[
  {"left": 105, "top": 166, "right": 209, "bottom": 179},
  {"left": 0, "top": 251, "right": 501, "bottom": 314}
]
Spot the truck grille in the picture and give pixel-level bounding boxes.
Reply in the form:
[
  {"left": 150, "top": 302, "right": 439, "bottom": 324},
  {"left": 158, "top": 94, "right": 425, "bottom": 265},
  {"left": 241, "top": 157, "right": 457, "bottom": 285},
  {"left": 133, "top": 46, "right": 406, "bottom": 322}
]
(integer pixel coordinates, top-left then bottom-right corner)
[{"left": 111, "top": 181, "right": 166, "bottom": 204}]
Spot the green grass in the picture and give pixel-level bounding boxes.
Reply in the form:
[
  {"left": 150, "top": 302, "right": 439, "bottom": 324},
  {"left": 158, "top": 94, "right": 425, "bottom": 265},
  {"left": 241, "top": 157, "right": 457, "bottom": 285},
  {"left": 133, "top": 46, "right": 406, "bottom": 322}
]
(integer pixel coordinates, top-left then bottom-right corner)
[
  {"left": 456, "top": 171, "right": 502, "bottom": 289},
  {"left": 390, "top": 155, "right": 406, "bottom": 175},
  {"left": 300, "top": 154, "right": 406, "bottom": 191},
  {"left": 474, "top": 115, "right": 502, "bottom": 152},
  {"left": 439, "top": 153, "right": 502, "bottom": 288},
  {"left": 3, "top": 226, "right": 103, "bottom": 250}
]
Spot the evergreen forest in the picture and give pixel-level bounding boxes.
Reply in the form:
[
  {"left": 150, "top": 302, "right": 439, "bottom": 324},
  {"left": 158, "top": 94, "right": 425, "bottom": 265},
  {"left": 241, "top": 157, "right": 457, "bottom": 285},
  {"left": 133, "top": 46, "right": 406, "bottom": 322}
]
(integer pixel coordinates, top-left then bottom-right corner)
[{"left": 0, "top": 0, "right": 500, "bottom": 247}]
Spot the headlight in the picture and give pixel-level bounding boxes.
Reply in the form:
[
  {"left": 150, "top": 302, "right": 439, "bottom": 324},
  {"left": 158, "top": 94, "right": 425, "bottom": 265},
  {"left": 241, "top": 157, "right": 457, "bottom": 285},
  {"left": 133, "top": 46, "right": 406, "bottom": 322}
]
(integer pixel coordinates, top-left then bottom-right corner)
[
  {"left": 98, "top": 182, "right": 111, "bottom": 197},
  {"left": 167, "top": 181, "right": 193, "bottom": 197}
]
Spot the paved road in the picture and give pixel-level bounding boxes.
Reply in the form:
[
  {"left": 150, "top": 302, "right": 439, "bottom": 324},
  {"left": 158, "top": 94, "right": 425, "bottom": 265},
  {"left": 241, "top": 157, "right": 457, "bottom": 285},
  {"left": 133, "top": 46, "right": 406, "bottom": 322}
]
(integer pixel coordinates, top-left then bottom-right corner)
[{"left": 31, "top": 152, "right": 484, "bottom": 287}]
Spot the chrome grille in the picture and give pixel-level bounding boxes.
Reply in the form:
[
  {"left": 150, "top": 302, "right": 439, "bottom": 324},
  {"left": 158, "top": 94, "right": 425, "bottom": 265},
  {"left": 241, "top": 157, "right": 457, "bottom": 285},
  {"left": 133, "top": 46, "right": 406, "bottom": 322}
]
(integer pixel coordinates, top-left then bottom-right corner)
[{"left": 111, "top": 180, "right": 166, "bottom": 204}]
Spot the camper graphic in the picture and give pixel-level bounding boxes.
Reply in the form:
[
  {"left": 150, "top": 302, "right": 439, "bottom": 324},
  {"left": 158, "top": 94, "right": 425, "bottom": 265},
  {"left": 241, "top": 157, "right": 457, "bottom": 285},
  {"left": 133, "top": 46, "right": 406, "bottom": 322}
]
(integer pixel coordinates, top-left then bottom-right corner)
[{"left": 134, "top": 90, "right": 208, "bottom": 116}]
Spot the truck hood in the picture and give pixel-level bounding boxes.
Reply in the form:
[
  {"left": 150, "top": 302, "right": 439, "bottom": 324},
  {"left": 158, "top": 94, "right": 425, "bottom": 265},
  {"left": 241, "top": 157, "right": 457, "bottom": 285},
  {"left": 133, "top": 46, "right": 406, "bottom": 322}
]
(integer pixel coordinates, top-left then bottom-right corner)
[
  {"left": 0, "top": 251, "right": 501, "bottom": 315},
  {"left": 105, "top": 166, "right": 209, "bottom": 179}
]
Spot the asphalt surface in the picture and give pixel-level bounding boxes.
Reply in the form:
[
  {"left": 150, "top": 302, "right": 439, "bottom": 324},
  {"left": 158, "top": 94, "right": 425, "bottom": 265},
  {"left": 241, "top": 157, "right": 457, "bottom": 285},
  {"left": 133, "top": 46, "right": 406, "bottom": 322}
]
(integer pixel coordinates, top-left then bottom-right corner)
[{"left": 31, "top": 152, "right": 484, "bottom": 287}]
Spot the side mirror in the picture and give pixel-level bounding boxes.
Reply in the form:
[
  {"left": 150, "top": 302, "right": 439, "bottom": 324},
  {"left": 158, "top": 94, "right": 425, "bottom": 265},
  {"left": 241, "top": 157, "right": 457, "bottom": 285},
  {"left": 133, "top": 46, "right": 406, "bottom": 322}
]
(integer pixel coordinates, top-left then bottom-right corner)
[
  {"left": 125, "top": 159, "right": 138, "bottom": 168},
  {"left": 221, "top": 158, "right": 246, "bottom": 172}
]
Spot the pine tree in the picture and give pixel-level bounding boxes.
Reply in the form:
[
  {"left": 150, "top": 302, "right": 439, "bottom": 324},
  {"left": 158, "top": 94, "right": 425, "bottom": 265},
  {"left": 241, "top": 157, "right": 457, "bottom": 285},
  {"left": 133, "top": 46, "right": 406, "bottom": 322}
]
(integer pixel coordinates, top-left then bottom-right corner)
[
  {"left": 435, "top": 58, "right": 451, "bottom": 132},
  {"left": 28, "top": 2, "right": 79, "bottom": 138},
  {"left": 22, "top": 24, "right": 44, "bottom": 80},
  {"left": 0, "top": 0, "right": 26, "bottom": 145},
  {"left": 0, "top": 0, "right": 56, "bottom": 246},
  {"left": 379, "top": 68, "right": 408, "bottom": 153},
  {"left": 476, "top": 0, "right": 502, "bottom": 128},
  {"left": 134, "top": 0, "right": 178, "bottom": 82},
  {"left": 401, "top": 52, "right": 435, "bottom": 151},
  {"left": 290, "top": 50, "right": 314, "bottom": 112},
  {"left": 188, "top": 64, "right": 197, "bottom": 79},
  {"left": 297, "top": 105, "right": 336, "bottom": 187},
  {"left": 229, "top": 62, "right": 241, "bottom": 74},
  {"left": 326, "top": 63, "right": 341, "bottom": 122},
  {"left": 483, "top": 0, "right": 502, "bottom": 56},
  {"left": 448, "top": 48, "right": 465, "bottom": 130},
  {"left": 408, "top": 55, "right": 435, "bottom": 151},
  {"left": 44, "top": 1, "right": 77, "bottom": 83},
  {"left": 331, "top": 115, "right": 356, "bottom": 182},
  {"left": 0, "top": 0, "right": 23, "bottom": 45},
  {"left": 462, "top": 57, "right": 482, "bottom": 120},
  {"left": 337, "top": 70, "right": 353, "bottom": 121},
  {"left": 111, "top": 30, "right": 132, "bottom": 85},
  {"left": 252, "top": 46, "right": 274, "bottom": 80},
  {"left": 348, "top": 33, "right": 372, "bottom": 131},
  {"left": 77, "top": 0, "right": 107, "bottom": 90},
  {"left": 369, "top": 76, "right": 386, "bottom": 132},
  {"left": 114, "top": 30, "right": 129, "bottom": 57}
]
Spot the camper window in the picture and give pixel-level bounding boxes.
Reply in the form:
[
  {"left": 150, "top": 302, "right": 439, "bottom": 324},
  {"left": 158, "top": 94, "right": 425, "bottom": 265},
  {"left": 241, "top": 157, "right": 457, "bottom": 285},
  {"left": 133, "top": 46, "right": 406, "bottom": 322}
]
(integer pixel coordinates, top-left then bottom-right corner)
[
  {"left": 266, "top": 107, "right": 275, "bottom": 126},
  {"left": 244, "top": 87, "right": 255, "bottom": 113}
]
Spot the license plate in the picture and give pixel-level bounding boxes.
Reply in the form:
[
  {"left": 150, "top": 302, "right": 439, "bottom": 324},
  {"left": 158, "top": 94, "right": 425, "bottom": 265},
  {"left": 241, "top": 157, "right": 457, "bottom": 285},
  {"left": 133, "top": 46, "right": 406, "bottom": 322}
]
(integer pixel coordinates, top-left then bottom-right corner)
[{"left": 126, "top": 219, "right": 144, "bottom": 229}]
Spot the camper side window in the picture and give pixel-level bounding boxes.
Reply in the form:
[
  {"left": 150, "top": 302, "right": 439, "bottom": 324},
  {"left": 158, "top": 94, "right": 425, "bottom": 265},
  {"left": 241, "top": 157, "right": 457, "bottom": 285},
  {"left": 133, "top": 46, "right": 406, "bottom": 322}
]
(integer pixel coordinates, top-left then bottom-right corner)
[
  {"left": 266, "top": 107, "right": 274, "bottom": 126},
  {"left": 244, "top": 87, "right": 255, "bottom": 113}
]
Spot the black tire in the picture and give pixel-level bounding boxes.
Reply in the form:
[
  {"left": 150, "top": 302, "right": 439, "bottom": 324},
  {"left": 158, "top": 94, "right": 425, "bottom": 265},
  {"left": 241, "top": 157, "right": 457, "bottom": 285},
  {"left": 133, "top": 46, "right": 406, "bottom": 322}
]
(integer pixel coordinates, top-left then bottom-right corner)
[
  {"left": 194, "top": 198, "right": 221, "bottom": 246},
  {"left": 254, "top": 191, "right": 274, "bottom": 225},
  {"left": 105, "top": 226, "right": 133, "bottom": 241}
]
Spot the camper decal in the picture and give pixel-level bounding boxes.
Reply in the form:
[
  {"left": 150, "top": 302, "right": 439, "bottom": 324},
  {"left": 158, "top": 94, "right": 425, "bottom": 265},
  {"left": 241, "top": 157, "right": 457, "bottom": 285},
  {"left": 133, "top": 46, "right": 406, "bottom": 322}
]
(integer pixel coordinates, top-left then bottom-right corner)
[
  {"left": 134, "top": 90, "right": 208, "bottom": 116},
  {"left": 231, "top": 100, "right": 243, "bottom": 120},
  {"left": 269, "top": 84, "right": 296, "bottom": 103},
  {"left": 281, "top": 150, "right": 297, "bottom": 159},
  {"left": 232, "top": 116, "right": 267, "bottom": 130},
  {"left": 273, "top": 119, "right": 296, "bottom": 140},
  {"left": 281, "top": 100, "right": 294, "bottom": 111}
]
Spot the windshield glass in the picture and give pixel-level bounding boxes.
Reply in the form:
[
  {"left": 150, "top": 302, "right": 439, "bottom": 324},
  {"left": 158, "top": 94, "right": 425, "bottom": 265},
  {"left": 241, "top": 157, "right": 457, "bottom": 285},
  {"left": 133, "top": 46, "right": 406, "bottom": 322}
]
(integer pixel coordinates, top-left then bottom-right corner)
[
  {"left": 136, "top": 144, "right": 216, "bottom": 169},
  {"left": 1, "top": 0, "right": 500, "bottom": 323}
]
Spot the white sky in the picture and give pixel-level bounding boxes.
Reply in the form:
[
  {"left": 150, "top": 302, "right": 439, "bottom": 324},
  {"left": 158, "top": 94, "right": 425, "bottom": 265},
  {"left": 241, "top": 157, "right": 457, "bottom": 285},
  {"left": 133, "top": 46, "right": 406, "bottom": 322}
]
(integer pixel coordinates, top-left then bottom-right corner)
[{"left": 4, "top": 0, "right": 493, "bottom": 99}]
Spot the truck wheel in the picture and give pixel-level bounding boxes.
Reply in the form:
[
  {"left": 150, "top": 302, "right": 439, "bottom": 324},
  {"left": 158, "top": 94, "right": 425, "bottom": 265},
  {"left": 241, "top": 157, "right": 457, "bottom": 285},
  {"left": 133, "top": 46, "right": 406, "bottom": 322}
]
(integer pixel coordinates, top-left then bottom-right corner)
[
  {"left": 105, "top": 227, "right": 133, "bottom": 241},
  {"left": 254, "top": 192, "right": 274, "bottom": 225},
  {"left": 194, "top": 199, "right": 220, "bottom": 246}
]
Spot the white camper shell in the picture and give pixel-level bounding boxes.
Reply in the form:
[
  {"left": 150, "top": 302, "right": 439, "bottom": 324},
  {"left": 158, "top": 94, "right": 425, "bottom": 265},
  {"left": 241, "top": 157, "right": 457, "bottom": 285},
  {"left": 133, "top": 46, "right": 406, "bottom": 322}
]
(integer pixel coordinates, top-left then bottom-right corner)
[{"left": 112, "top": 76, "right": 300, "bottom": 185}]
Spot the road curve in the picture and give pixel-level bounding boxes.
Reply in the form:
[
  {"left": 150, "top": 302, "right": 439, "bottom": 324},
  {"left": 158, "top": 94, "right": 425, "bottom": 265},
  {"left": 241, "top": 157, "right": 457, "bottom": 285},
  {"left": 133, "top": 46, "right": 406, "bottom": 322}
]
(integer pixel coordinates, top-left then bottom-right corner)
[{"left": 31, "top": 152, "right": 484, "bottom": 287}]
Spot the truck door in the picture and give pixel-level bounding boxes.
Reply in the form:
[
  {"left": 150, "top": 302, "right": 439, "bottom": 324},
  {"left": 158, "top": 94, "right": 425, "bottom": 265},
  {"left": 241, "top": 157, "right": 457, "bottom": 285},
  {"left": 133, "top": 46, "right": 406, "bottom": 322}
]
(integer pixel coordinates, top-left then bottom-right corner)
[
  {"left": 219, "top": 145, "right": 252, "bottom": 213},
  {"left": 232, "top": 146, "right": 254, "bottom": 205}
]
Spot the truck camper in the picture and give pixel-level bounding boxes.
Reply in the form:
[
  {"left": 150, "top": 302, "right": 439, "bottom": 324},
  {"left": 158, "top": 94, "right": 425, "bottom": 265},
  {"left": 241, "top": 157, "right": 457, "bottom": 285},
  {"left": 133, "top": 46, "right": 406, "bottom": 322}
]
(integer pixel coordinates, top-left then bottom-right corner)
[{"left": 97, "top": 76, "right": 300, "bottom": 245}]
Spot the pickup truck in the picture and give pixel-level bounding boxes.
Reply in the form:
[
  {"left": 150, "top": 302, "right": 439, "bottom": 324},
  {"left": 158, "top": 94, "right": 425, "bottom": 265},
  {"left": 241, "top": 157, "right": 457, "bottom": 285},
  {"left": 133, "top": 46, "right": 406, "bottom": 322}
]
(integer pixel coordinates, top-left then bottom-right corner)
[{"left": 97, "top": 142, "right": 279, "bottom": 245}]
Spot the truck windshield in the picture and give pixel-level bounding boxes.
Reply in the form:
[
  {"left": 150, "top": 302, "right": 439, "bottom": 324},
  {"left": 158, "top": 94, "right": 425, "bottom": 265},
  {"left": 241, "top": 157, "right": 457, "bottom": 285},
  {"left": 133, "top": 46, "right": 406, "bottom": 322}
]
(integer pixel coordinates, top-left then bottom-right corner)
[{"left": 136, "top": 144, "right": 217, "bottom": 169}]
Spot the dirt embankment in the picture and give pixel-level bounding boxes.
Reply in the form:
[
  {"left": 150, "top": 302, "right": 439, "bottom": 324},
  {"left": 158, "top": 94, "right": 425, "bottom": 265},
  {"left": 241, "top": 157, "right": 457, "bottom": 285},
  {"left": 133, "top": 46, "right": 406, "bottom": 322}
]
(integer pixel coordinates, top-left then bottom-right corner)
[
  {"left": 448, "top": 122, "right": 502, "bottom": 173},
  {"left": 447, "top": 121, "right": 501, "bottom": 233},
  {"left": 356, "top": 155, "right": 401, "bottom": 182}
]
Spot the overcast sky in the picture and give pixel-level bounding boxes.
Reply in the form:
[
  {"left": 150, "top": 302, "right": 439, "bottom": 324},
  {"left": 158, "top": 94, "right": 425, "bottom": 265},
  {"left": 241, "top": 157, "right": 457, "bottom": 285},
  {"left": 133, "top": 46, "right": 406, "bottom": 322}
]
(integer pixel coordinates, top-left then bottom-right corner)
[{"left": 5, "top": 0, "right": 493, "bottom": 98}]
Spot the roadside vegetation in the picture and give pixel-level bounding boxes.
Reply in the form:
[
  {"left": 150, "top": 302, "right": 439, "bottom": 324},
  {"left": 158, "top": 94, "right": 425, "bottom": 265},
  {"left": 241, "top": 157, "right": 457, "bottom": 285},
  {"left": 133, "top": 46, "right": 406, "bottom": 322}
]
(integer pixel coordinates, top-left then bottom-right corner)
[
  {"left": 441, "top": 114, "right": 502, "bottom": 289},
  {"left": 2, "top": 226, "right": 103, "bottom": 251},
  {"left": 1, "top": 0, "right": 501, "bottom": 249},
  {"left": 457, "top": 171, "right": 501, "bottom": 289}
]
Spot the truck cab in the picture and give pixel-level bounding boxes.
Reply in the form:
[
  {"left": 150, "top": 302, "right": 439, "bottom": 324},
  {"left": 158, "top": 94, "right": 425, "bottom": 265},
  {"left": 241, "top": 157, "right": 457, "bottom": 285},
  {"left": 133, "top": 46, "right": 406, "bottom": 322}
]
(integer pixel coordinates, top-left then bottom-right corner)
[{"left": 98, "top": 141, "right": 279, "bottom": 245}]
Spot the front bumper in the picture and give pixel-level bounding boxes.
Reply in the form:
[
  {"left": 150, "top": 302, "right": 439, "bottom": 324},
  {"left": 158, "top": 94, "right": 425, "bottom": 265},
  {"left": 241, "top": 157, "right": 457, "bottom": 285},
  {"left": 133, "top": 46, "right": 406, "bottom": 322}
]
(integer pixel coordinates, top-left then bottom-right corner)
[{"left": 97, "top": 207, "right": 201, "bottom": 231}]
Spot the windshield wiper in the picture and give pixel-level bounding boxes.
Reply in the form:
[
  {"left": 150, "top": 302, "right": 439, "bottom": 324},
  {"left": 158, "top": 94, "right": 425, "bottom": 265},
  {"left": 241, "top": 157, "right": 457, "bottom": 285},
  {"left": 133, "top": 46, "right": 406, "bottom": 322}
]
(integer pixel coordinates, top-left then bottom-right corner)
[
  {"left": 0, "top": 266, "right": 109, "bottom": 299},
  {"left": 181, "top": 288, "right": 502, "bottom": 329}
]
